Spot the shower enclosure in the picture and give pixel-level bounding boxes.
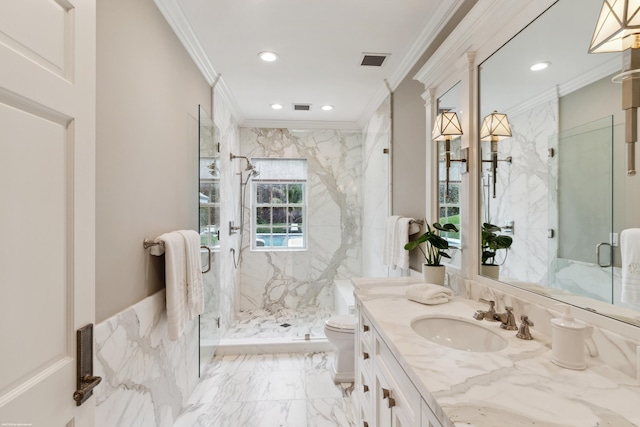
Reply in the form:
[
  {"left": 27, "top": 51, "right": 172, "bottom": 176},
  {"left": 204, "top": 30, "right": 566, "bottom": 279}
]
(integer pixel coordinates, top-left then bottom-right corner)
[{"left": 198, "top": 106, "right": 221, "bottom": 373}]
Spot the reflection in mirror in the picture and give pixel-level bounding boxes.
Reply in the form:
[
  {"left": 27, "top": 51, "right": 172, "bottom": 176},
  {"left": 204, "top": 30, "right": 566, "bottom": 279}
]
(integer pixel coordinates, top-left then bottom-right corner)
[
  {"left": 198, "top": 106, "right": 221, "bottom": 374},
  {"left": 436, "top": 82, "right": 462, "bottom": 267},
  {"left": 478, "top": 0, "right": 640, "bottom": 327}
]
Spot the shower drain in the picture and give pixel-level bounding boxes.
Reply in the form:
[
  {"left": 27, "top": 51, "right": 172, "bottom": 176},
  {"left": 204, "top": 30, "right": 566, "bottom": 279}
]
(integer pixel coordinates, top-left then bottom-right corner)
[{"left": 280, "top": 323, "right": 291, "bottom": 328}]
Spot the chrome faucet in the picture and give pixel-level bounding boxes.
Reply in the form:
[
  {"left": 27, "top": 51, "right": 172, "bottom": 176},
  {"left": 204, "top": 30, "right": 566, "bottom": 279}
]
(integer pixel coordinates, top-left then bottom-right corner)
[
  {"left": 473, "top": 299, "right": 498, "bottom": 321},
  {"left": 493, "top": 306, "right": 517, "bottom": 330},
  {"left": 516, "top": 315, "right": 534, "bottom": 340}
]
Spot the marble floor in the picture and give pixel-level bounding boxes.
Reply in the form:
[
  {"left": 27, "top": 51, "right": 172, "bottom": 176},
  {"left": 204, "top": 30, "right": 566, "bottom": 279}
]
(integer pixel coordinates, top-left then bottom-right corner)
[
  {"left": 223, "top": 308, "right": 334, "bottom": 340},
  {"left": 172, "top": 352, "right": 356, "bottom": 427}
]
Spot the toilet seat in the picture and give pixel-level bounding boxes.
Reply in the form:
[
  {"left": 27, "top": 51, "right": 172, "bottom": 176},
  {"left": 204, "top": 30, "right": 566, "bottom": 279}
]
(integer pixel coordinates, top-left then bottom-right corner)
[{"left": 325, "top": 315, "right": 355, "bottom": 333}]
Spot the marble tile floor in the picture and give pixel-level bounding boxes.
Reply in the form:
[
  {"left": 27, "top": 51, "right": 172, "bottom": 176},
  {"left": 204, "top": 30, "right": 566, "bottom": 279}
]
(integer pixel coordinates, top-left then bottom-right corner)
[{"left": 173, "top": 352, "right": 356, "bottom": 427}]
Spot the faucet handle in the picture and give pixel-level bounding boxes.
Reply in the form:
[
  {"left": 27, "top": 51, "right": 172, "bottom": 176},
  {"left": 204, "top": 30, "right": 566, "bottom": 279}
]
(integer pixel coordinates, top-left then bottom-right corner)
[
  {"left": 479, "top": 298, "right": 495, "bottom": 309},
  {"left": 478, "top": 299, "right": 498, "bottom": 321},
  {"left": 516, "top": 315, "right": 534, "bottom": 340}
]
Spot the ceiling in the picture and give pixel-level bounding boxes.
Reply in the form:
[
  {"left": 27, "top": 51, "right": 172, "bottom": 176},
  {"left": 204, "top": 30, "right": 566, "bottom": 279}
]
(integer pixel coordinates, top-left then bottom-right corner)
[{"left": 159, "top": 0, "right": 468, "bottom": 128}]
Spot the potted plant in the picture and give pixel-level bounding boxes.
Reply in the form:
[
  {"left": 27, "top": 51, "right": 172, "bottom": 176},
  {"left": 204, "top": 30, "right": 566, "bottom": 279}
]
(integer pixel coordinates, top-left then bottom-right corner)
[
  {"left": 481, "top": 222, "right": 513, "bottom": 279},
  {"left": 404, "top": 222, "right": 459, "bottom": 285}
]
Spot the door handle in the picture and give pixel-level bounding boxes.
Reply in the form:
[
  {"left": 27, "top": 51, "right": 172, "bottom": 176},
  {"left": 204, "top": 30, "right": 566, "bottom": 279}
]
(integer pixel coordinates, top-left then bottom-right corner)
[
  {"left": 596, "top": 242, "right": 612, "bottom": 268},
  {"left": 74, "top": 324, "right": 102, "bottom": 406}
]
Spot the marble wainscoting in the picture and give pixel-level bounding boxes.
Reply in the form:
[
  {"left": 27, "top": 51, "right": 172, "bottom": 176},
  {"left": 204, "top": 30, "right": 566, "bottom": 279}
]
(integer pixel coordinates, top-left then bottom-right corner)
[
  {"left": 94, "top": 290, "right": 199, "bottom": 427},
  {"left": 238, "top": 128, "right": 362, "bottom": 311}
]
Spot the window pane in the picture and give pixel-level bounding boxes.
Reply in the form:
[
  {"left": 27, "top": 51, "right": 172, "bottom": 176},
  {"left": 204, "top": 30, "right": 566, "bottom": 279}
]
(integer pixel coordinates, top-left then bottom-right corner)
[
  {"left": 272, "top": 184, "right": 286, "bottom": 204},
  {"left": 272, "top": 207, "right": 287, "bottom": 229},
  {"left": 200, "top": 182, "right": 214, "bottom": 201},
  {"left": 439, "top": 207, "right": 446, "bottom": 221},
  {"left": 447, "top": 183, "right": 460, "bottom": 203},
  {"left": 256, "top": 183, "right": 271, "bottom": 204},
  {"left": 289, "top": 207, "right": 303, "bottom": 225},
  {"left": 438, "top": 183, "right": 445, "bottom": 203},
  {"left": 211, "top": 182, "right": 220, "bottom": 202},
  {"left": 288, "top": 184, "right": 303, "bottom": 204},
  {"left": 256, "top": 207, "right": 271, "bottom": 225}
]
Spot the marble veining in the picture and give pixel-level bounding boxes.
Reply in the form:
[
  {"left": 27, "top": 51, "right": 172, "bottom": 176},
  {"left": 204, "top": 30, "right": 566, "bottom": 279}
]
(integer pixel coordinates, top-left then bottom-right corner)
[
  {"left": 238, "top": 128, "right": 362, "bottom": 311},
  {"left": 173, "top": 352, "right": 355, "bottom": 427},
  {"left": 353, "top": 277, "right": 640, "bottom": 427},
  {"left": 95, "top": 290, "right": 199, "bottom": 427}
]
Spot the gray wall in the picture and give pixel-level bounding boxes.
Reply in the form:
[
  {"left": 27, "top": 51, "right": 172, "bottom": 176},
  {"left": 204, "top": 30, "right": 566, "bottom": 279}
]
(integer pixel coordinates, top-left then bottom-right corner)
[{"left": 96, "top": 0, "right": 211, "bottom": 322}]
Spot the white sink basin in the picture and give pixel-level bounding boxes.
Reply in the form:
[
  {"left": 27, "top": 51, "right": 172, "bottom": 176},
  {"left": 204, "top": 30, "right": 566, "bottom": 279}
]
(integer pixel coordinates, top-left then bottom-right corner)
[{"left": 410, "top": 315, "right": 508, "bottom": 352}]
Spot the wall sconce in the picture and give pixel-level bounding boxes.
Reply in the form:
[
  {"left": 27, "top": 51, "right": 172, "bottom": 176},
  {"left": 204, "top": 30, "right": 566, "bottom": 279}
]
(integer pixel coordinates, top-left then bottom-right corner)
[
  {"left": 480, "top": 110, "right": 512, "bottom": 198},
  {"left": 432, "top": 111, "right": 465, "bottom": 198},
  {"left": 589, "top": 0, "right": 640, "bottom": 176}
]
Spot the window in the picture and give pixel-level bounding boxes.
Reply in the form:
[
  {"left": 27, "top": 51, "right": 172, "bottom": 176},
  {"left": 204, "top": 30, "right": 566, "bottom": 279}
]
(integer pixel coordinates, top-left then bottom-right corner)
[
  {"left": 199, "top": 157, "right": 220, "bottom": 248},
  {"left": 438, "top": 152, "right": 461, "bottom": 244},
  {"left": 252, "top": 158, "right": 307, "bottom": 250}
]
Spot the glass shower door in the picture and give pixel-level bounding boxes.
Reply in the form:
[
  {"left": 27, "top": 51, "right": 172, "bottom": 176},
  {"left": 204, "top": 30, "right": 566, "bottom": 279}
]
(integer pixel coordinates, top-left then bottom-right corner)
[
  {"left": 198, "top": 106, "right": 221, "bottom": 374},
  {"left": 548, "top": 116, "right": 614, "bottom": 303}
]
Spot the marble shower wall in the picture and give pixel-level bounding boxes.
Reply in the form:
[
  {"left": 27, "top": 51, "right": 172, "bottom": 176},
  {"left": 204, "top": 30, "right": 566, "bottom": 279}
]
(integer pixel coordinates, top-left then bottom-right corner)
[
  {"left": 238, "top": 128, "right": 362, "bottom": 311},
  {"left": 362, "top": 97, "right": 391, "bottom": 277},
  {"left": 94, "top": 290, "right": 199, "bottom": 427},
  {"left": 483, "top": 95, "right": 558, "bottom": 284}
]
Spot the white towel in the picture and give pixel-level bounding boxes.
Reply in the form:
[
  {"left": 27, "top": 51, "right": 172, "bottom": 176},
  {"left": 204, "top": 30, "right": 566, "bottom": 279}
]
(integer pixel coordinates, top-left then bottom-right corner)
[
  {"left": 156, "top": 232, "right": 189, "bottom": 340},
  {"left": 405, "top": 283, "right": 454, "bottom": 305},
  {"left": 621, "top": 229, "right": 640, "bottom": 306},
  {"left": 177, "top": 230, "right": 205, "bottom": 319},
  {"left": 392, "top": 217, "right": 413, "bottom": 270},
  {"left": 383, "top": 216, "right": 401, "bottom": 267}
]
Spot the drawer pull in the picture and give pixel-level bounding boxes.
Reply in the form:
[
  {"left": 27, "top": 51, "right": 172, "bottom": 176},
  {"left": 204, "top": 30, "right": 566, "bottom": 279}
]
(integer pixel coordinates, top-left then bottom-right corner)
[
  {"left": 388, "top": 397, "right": 396, "bottom": 408},
  {"left": 362, "top": 324, "right": 370, "bottom": 332},
  {"left": 363, "top": 384, "right": 369, "bottom": 393},
  {"left": 382, "top": 387, "right": 390, "bottom": 399},
  {"left": 363, "top": 352, "right": 369, "bottom": 360}
]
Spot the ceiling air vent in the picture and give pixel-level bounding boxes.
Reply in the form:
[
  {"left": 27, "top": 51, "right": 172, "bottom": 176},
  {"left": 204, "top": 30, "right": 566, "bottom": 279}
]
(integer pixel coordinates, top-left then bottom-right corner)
[
  {"left": 360, "top": 53, "right": 388, "bottom": 67},
  {"left": 293, "top": 103, "right": 311, "bottom": 111}
]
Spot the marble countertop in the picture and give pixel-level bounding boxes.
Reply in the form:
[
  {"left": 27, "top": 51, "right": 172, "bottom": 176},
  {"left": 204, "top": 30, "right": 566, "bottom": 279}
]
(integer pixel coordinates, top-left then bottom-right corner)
[{"left": 352, "top": 277, "right": 640, "bottom": 427}]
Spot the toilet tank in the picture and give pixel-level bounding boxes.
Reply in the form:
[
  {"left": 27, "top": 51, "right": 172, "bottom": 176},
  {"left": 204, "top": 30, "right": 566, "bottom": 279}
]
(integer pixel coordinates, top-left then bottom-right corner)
[{"left": 334, "top": 279, "right": 355, "bottom": 315}]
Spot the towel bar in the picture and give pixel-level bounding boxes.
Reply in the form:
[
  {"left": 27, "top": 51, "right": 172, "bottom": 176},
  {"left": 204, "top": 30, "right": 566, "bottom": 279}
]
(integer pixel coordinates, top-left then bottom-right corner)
[{"left": 143, "top": 239, "right": 212, "bottom": 274}]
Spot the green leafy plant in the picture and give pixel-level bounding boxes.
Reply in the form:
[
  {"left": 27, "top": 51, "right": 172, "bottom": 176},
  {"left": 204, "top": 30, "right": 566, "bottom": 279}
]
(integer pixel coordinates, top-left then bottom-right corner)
[
  {"left": 404, "top": 222, "right": 459, "bottom": 266},
  {"left": 481, "top": 223, "right": 513, "bottom": 265}
]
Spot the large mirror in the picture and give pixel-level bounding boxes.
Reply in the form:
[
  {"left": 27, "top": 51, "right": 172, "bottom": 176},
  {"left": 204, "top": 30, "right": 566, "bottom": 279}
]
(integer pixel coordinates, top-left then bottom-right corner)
[
  {"left": 478, "top": 0, "right": 640, "bottom": 326},
  {"left": 436, "top": 82, "right": 463, "bottom": 268}
]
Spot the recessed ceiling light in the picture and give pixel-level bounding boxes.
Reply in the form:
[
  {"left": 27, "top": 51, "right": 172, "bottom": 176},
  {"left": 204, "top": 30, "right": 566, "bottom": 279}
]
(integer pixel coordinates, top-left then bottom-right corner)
[
  {"left": 270, "top": 103, "right": 283, "bottom": 110},
  {"left": 321, "top": 105, "right": 333, "bottom": 111},
  {"left": 259, "top": 51, "right": 279, "bottom": 62},
  {"left": 530, "top": 61, "right": 551, "bottom": 71}
]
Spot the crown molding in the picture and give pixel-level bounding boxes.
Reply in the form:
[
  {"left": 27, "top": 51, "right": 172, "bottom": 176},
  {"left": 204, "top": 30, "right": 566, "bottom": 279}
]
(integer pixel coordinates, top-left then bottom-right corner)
[
  {"left": 557, "top": 59, "right": 620, "bottom": 97},
  {"left": 503, "top": 86, "right": 558, "bottom": 118},
  {"left": 240, "top": 120, "right": 362, "bottom": 131},
  {"left": 414, "top": 0, "right": 555, "bottom": 90},
  {"left": 153, "top": 0, "right": 244, "bottom": 123}
]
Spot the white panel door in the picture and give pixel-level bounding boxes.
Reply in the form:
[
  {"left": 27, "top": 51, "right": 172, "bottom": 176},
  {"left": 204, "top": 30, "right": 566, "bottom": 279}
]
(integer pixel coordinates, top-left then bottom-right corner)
[{"left": 0, "top": 0, "right": 96, "bottom": 426}]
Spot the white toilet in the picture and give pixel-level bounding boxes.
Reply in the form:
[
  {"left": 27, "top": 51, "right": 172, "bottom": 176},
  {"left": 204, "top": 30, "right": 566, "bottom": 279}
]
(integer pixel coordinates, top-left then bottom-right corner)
[{"left": 324, "top": 314, "right": 356, "bottom": 383}]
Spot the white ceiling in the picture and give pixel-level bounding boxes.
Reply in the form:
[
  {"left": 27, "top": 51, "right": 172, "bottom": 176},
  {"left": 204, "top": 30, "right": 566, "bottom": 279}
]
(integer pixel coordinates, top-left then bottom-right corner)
[{"left": 161, "top": 0, "right": 466, "bottom": 128}]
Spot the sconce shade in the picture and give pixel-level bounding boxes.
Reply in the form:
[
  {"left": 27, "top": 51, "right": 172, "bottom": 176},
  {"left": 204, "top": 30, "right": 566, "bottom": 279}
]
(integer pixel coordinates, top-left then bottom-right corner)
[
  {"left": 589, "top": 0, "right": 640, "bottom": 53},
  {"left": 480, "top": 111, "right": 512, "bottom": 141},
  {"left": 432, "top": 111, "right": 463, "bottom": 141}
]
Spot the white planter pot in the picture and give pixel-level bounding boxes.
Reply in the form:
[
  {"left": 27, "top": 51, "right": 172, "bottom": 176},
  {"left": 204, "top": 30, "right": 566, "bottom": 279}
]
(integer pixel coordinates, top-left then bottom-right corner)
[
  {"left": 422, "top": 264, "right": 445, "bottom": 285},
  {"left": 481, "top": 264, "right": 500, "bottom": 280}
]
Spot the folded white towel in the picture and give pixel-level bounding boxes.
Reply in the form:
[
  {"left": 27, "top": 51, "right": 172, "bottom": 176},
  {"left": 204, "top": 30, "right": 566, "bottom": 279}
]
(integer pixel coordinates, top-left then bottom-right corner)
[
  {"left": 157, "top": 232, "right": 189, "bottom": 340},
  {"left": 621, "top": 229, "right": 640, "bottom": 306},
  {"left": 383, "top": 216, "right": 401, "bottom": 267},
  {"left": 392, "top": 217, "right": 413, "bottom": 270},
  {"left": 177, "top": 230, "right": 205, "bottom": 319},
  {"left": 405, "top": 283, "right": 454, "bottom": 305}
]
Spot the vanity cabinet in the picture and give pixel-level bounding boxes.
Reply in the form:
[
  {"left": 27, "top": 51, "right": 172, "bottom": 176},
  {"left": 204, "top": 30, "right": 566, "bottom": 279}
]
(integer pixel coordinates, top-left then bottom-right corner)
[{"left": 355, "top": 302, "right": 444, "bottom": 427}]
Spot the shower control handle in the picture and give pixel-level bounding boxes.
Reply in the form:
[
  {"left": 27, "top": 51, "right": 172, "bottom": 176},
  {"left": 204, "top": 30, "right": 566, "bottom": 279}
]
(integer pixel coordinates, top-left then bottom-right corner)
[
  {"left": 362, "top": 352, "right": 369, "bottom": 360},
  {"left": 362, "top": 324, "right": 369, "bottom": 332}
]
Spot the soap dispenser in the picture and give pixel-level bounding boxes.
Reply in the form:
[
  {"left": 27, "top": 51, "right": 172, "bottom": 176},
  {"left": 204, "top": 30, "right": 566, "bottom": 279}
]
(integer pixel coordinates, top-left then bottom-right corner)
[{"left": 550, "top": 305, "right": 591, "bottom": 370}]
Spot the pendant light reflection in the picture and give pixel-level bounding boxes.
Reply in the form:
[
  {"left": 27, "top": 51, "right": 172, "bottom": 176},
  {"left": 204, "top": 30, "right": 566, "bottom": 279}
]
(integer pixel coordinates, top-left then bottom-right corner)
[
  {"left": 588, "top": 0, "right": 640, "bottom": 176},
  {"left": 480, "top": 111, "right": 512, "bottom": 199},
  {"left": 432, "top": 111, "right": 464, "bottom": 198}
]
